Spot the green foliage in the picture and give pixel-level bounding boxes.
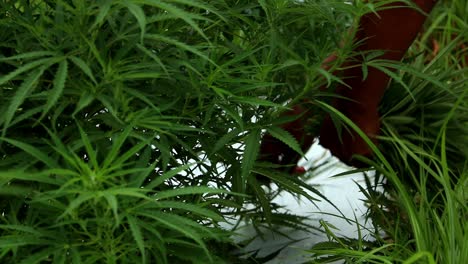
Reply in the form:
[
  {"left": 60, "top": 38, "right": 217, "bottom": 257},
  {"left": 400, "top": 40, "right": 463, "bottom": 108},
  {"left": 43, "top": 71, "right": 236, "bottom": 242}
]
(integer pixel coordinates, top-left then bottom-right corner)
[
  {"left": 3, "top": 0, "right": 464, "bottom": 263},
  {"left": 0, "top": 0, "right": 354, "bottom": 262},
  {"left": 308, "top": 0, "right": 468, "bottom": 263}
]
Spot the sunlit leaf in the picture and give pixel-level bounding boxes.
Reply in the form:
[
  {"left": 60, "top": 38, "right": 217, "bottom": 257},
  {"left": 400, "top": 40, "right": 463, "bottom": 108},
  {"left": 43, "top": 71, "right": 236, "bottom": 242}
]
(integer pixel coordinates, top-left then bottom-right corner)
[
  {"left": 122, "top": 1, "right": 146, "bottom": 43},
  {"left": 266, "top": 126, "right": 304, "bottom": 156},
  {"left": 241, "top": 129, "right": 261, "bottom": 192},
  {"left": 40, "top": 60, "right": 68, "bottom": 121},
  {"left": 2, "top": 68, "right": 45, "bottom": 136},
  {"left": 126, "top": 215, "right": 146, "bottom": 263}
]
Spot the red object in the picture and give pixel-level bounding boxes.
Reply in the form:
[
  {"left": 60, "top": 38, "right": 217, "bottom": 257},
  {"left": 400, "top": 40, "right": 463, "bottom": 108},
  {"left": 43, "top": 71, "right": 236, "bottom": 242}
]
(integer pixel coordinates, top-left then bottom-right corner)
[
  {"left": 293, "top": 166, "right": 307, "bottom": 174},
  {"left": 259, "top": 0, "right": 438, "bottom": 169},
  {"left": 319, "top": 0, "right": 438, "bottom": 167}
]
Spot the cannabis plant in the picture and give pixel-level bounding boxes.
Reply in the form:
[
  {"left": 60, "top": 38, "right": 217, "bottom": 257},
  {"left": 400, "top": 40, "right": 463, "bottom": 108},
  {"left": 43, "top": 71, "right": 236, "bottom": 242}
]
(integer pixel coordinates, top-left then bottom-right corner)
[{"left": 0, "top": 0, "right": 354, "bottom": 263}]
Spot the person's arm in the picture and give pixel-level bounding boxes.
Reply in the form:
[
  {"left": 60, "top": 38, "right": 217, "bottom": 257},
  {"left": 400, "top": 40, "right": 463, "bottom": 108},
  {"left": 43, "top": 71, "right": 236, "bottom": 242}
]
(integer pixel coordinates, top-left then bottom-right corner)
[
  {"left": 258, "top": 0, "right": 439, "bottom": 171},
  {"left": 319, "top": 0, "right": 438, "bottom": 167}
]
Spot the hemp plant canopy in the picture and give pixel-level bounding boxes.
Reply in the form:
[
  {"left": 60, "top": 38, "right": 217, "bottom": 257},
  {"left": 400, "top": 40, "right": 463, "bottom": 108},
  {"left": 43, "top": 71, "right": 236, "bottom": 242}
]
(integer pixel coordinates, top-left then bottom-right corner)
[
  {"left": 1, "top": 0, "right": 466, "bottom": 263},
  {"left": 0, "top": 1, "right": 352, "bottom": 263}
]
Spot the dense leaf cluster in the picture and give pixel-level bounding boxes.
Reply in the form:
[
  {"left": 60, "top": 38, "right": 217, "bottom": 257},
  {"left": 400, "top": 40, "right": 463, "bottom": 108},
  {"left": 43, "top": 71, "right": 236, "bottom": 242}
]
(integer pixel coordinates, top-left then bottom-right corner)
[{"left": 0, "top": 0, "right": 352, "bottom": 263}]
